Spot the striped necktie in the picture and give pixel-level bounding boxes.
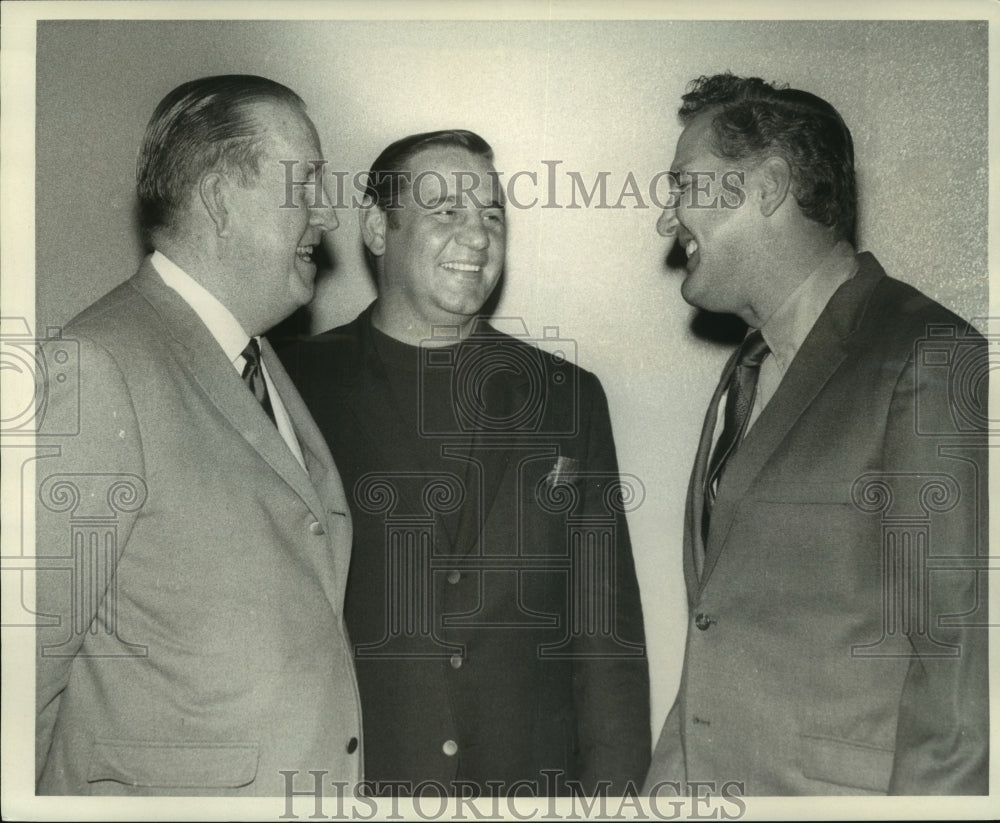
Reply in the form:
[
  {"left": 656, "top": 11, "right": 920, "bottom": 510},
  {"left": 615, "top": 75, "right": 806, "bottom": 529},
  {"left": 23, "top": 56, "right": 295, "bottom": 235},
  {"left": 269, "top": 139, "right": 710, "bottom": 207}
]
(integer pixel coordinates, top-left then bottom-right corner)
[
  {"left": 702, "top": 330, "right": 770, "bottom": 542},
  {"left": 241, "top": 337, "right": 276, "bottom": 426}
]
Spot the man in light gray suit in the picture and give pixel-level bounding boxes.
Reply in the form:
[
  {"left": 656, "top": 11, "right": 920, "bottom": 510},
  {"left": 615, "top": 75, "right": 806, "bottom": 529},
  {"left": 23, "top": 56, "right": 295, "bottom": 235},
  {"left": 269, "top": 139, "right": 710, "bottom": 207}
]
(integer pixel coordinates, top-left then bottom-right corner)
[
  {"left": 35, "top": 75, "right": 362, "bottom": 796},
  {"left": 645, "top": 72, "right": 987, "bottom": 796}
]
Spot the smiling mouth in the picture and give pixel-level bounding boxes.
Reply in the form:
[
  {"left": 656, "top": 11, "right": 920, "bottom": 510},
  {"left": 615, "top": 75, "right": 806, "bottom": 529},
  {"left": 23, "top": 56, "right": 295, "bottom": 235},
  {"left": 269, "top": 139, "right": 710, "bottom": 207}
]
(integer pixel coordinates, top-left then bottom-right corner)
[
  {"left": 441, "top": 262, "right": 483, "bottom": 273},
  {"left": 672, "top": 234, "right": 699, "bottom": 270},
  {"left": 296, "top": 245, "right": 315, "bottom": 264}
]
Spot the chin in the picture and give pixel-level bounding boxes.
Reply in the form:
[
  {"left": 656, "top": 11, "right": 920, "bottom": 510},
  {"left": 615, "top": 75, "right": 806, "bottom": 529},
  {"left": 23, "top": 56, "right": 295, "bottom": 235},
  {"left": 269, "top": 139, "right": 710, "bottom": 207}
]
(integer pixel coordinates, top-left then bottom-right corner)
[
  {"left": 679, "top": 276, "right": 704, "bottom": 309},
  {"left": 441, "top": 307, "right": 482, "bottom": 326},
  {"left": 291, "top": 275, "right": 316, "bottom": 304},
  {"left": 680, "top": 272, "right": 724, "bottom": 314},
  {"left": 440, "top": 293, "right": 488, "bottom": 319}
]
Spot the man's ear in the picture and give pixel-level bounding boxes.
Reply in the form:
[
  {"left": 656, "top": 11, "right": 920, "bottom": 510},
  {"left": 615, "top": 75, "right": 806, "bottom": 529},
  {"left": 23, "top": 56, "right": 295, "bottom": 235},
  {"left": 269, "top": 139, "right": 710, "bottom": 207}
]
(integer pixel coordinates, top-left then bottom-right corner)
[
  {"left": 359, "top": 196, "right": 387, "bottom": 256},
  {"left": 757, "top": 155, "right": 792, "bottom": 218},
  {"left": 199, "top": 172, "right": 231, "bottom": 238}
]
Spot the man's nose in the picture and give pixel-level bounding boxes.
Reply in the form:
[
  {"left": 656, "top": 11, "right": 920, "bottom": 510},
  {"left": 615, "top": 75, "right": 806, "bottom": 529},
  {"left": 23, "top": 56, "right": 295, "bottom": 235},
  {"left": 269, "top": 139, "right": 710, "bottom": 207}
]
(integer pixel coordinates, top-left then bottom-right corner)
[
  {"left": 457, "top": 214, "right": 489, "bottom": 249},
  {"left": 309, "top": 186, "right": 339, "bottom": 232}
]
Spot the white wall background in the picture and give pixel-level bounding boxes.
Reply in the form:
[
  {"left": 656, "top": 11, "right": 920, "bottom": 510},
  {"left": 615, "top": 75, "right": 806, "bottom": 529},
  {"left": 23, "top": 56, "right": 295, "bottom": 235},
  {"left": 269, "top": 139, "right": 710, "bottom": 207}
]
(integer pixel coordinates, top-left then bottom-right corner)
[{"left": 34, "top": 18, "right": 989, "bottom": 744}]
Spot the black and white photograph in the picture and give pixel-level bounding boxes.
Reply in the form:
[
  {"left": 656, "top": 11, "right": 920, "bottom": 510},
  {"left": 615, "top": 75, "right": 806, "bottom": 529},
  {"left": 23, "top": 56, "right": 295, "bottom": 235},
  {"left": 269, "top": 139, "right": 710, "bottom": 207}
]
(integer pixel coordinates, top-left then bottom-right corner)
[{"left": 1, "top": 0, "right": 995, "bottom": 819}]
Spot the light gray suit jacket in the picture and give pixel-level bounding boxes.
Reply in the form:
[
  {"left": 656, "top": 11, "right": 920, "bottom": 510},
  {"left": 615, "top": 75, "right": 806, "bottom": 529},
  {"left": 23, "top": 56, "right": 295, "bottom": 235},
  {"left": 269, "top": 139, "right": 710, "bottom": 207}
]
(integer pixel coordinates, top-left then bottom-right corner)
[
  {"left": 644, "top": 255, "right": 988, "bottom": 795},
  {"left": 35, "top": 259, "right": 363, "bottom": 795}
]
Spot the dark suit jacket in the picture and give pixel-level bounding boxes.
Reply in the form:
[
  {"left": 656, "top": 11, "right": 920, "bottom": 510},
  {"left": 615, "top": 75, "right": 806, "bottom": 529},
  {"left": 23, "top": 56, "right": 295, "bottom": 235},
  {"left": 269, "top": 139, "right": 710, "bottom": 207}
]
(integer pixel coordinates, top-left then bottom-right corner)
[
  {"left": 280, "top": 305, "right": 650, "bottom": 795},
  {"left": 644, "top": 253, "right": 988, "bottom": 795},
  {"left": 35, "top": 259, "right": 363, "bottom": 795}
]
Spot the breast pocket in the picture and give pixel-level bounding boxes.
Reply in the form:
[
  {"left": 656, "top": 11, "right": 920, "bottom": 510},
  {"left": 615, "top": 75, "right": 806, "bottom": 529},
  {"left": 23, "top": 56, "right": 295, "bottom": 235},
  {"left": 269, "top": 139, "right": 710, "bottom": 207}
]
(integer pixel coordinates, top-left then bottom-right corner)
[{"left": 752, "top": 480, "right": 852, "bottom": 505}]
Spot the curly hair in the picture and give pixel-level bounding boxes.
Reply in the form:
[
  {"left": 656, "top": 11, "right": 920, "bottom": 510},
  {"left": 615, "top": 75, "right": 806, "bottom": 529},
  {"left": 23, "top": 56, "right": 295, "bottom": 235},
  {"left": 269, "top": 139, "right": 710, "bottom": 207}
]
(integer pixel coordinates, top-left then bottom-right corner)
[{"left": 680, "top": 73, "right": 856, "bottom": 244}]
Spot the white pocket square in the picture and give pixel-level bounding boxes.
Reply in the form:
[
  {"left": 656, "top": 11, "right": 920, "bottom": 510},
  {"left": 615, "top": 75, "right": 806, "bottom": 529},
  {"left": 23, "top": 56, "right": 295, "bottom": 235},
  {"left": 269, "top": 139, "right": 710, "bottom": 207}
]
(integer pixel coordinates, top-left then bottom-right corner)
[{"left": 545, "top": 455, "right": 580, "bottom": 486}]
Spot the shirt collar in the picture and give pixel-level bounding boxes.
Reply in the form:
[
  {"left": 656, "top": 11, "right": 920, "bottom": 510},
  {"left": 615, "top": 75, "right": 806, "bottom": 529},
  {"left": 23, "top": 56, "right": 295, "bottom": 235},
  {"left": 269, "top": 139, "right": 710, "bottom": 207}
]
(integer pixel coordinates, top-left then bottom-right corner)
[
  {"left": 150, "top": 250, "right": 251, "bottom": 364},
  {"left": 759, "top": 240, "right": 859, "bottom": 372}
]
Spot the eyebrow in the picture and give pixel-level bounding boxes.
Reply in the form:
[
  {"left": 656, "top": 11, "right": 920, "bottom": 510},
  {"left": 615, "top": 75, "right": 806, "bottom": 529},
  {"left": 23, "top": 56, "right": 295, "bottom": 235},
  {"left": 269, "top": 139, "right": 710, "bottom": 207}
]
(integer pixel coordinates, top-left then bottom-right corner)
[{"left": 421, "top": 195, "right": 506, "bottom": 210}]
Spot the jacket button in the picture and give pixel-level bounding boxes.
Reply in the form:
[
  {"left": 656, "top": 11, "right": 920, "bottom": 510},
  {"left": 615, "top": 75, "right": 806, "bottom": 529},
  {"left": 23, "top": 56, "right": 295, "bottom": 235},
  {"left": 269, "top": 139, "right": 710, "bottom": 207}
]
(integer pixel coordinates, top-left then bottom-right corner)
[
  {"left": 695, "top": 613, "right": 712, "bottom": 631},
  {"left": 346, "top": 736, "right": 358, "bottom": 754},
  {"left": 442, "top": 739, "right": 458, "bottom": 756},
  {"left": 447, "top": 570, "right": 461, "bottom": 584},
  {"left": 309, "top": 521, "right": 325, "bottom": 536},
  {"left": 449, "top": 654, "right": 463, "bottom": 669}
]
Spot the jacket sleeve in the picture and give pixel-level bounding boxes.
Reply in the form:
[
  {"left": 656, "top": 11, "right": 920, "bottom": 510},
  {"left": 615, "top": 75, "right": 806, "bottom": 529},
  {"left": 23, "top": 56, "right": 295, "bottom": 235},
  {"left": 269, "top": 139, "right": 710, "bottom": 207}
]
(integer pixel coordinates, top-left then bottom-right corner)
[
  {"left": 571, "top": 372, "right": 651, "bottom": 794},
  {"left": 882, "top": 342, "right": 988, "bottom": 794},
  {"left": 34, "top": 334, "right": 146, "bottom": 785}
]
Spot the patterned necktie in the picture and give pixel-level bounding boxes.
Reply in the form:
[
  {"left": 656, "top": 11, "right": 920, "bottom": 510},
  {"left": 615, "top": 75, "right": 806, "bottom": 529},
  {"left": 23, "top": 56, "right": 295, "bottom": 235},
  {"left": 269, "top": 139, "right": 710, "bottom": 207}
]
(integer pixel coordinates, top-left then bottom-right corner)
[
  {"left": 702, "top": 330, "right": 770, "bottom": 542},
  {"left": 241, "top": 337, "right": 276, "bottom": 426}
]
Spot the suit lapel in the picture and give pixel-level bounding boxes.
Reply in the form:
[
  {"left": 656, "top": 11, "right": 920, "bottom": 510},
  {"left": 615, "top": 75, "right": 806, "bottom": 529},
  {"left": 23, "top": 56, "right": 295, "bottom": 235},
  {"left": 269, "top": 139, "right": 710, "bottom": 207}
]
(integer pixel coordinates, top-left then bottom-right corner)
[
  {"left": 260, "top": 337, "right": 346, "bottom": 518},
  {"left": 449, "top": 326, "right": 555, "bottom": 559},
  {"left": 130, "top": 260, "right": 327, "bottom": 523},
  {"left": 698, "top": 256, "right": 885, "bottom": 588},
  {"left": 685, "top": 348, "right": 736, "bottom": 601},
  {"left": 462, "top": 330, "right": 523, "bottom": 546}
]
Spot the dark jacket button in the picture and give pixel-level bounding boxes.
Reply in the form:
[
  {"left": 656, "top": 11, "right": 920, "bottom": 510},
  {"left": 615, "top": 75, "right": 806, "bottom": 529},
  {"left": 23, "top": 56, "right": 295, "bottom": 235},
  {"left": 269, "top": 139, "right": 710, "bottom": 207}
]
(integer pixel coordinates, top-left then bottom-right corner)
[
  {"left": 347, "top": 736, "right": 358, "bottom": 754},
  {"left": 695, "top": 613, "right": 712, "bottom": 631}
]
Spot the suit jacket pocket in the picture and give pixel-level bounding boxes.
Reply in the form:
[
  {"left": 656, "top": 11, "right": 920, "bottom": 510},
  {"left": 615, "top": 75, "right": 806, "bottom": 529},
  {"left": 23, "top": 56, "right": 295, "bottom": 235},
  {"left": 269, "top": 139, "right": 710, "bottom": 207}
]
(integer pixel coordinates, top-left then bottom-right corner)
[
  {"left": 87, "top": 738, "right": 259, "bottom": 789},
  {"left": 799, "top": 733, "right": 893, "bottom": 793},
  {"left": 753, "top": 481, "right": 851, "bottom": 505}
]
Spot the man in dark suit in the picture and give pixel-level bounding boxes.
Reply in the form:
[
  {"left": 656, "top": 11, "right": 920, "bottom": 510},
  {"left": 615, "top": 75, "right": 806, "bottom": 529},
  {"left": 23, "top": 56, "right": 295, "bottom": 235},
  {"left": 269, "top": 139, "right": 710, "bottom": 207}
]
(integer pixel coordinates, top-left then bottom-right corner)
[
  {"left": 281, "top": 130, "right": 650, "bottom": 796},
  {"left": 35, "top": 75, "right": 363, "bottom": 795},
  {"left": 644, "top": 73, "right": 988, "bottom": 796}
]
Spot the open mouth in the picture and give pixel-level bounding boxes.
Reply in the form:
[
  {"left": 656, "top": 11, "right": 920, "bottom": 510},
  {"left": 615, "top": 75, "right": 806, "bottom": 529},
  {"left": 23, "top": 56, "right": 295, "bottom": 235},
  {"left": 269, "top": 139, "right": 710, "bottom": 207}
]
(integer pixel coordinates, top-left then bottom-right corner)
[
  {"left": 296, "top": 245, "right": 315, "bottom": 264},
  {"left": 441, "top": 262, "right": 483, "bottom": 273},
  {"left": 674, "top": 234, "right": 699, "bottom": 269}
]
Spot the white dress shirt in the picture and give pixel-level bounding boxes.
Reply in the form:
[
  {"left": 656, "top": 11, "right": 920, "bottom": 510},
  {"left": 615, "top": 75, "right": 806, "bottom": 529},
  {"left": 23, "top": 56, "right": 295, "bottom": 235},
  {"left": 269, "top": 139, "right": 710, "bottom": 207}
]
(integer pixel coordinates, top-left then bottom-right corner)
[
  {"left": 712, "top": 241, "right": 859, "bottom": 449},
  {"left": 751, "top": 240, "right": 859, "bottom": 428},
  {"left": 151, "top": 251, "right": 307, "bottom": 470}
]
